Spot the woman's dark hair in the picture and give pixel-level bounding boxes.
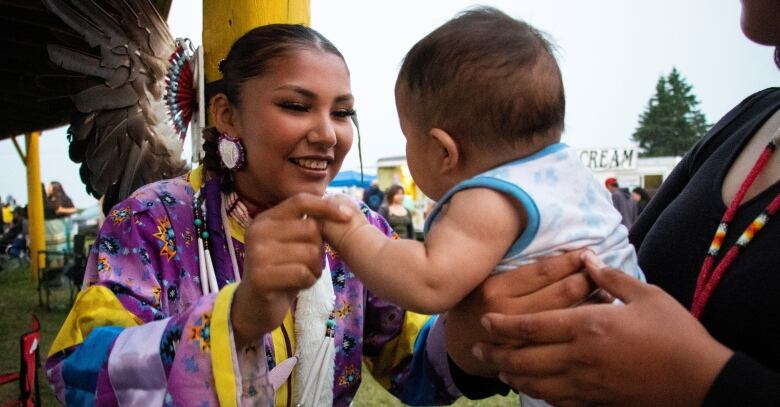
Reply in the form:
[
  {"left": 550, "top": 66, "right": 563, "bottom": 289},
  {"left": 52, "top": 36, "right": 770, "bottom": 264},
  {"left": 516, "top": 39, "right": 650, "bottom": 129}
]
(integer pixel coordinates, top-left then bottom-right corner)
[
  {"left": 385, "top": 184, "right": 405, "bottom": 205},
  {"left": 775, "top": 47, "right": 780, "bottom": 69},
  {"left": 632, "top": 187, "right": 650, "bottom": 202},
  {"left": 202, "top": 24, "right": 346, "bottom": 190},
  {"left": 47, "top": 181, "right": 73, "bottom": 209}
]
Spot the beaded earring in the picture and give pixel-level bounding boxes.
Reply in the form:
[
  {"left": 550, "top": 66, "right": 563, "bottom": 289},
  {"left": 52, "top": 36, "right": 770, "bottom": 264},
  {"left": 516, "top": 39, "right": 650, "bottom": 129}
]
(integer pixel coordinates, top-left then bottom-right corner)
[{"left": 217, "top": 132, "right": 246, "bottom": 170}]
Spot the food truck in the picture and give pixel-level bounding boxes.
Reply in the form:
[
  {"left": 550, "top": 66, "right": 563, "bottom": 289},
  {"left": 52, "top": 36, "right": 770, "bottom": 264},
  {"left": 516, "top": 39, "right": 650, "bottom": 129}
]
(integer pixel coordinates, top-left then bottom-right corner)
[
  {"left": 575, "top": 147, "right": 682, "bottom": 193},
  {"left": 376, "top": 148, "right": 682, "bottom": 234}
]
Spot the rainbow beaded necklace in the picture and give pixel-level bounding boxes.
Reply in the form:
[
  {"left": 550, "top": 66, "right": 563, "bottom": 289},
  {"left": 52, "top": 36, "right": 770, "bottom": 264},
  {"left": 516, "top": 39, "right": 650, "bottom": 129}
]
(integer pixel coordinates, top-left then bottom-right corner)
[{"left": 691, "top": 127, "right": 780, "bottom": 318}]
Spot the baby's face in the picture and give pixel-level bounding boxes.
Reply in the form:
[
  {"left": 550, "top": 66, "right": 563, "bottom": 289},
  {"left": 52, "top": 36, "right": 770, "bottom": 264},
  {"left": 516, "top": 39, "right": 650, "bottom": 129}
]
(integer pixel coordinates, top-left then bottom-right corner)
[{"left": 395, "top": 90, "right": 448, "bottom": 200}]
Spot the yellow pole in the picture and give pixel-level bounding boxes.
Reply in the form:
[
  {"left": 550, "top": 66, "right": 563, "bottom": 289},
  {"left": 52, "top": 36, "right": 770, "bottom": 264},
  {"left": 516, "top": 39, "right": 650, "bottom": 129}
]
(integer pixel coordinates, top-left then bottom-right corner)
[
  {"left": 25, "top": 131, "right": 45, "bottom": 282},
  {"left": 203, "top": 0, "right": 310, "bottom": 86}
]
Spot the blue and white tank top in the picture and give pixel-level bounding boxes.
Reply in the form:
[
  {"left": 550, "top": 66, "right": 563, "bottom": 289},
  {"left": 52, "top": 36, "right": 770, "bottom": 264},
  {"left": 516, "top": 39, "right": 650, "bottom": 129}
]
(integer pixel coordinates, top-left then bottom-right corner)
[{"left": 424, "top": 143, "right": 645, "bottom": 280}]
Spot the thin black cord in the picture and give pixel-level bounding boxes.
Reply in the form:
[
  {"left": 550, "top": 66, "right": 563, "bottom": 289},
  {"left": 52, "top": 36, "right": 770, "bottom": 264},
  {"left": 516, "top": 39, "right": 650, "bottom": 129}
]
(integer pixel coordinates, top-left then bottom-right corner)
[{"left": 351, "top": 114, "right": 364, "bottom": 186}]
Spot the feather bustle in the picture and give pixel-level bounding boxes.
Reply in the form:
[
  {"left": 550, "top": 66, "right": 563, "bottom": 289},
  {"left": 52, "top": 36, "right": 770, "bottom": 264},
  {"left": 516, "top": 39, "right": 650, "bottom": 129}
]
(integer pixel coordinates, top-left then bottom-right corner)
[{"left": 41, "top": 0, "right": 187, "bottom": 213}]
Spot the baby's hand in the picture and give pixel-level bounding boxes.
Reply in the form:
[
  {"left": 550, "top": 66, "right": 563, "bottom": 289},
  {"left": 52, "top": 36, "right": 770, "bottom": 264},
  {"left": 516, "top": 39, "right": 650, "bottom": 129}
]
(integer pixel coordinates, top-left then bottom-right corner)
[{"left": 321, "top": 194, "right": 368, "bottom": 249}]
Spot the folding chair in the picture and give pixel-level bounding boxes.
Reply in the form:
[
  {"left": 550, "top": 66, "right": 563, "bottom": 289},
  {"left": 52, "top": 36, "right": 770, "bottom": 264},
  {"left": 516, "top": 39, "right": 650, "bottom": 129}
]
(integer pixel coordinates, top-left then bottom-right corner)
[
  {"left": 0, "top": 315, "right": 41, "bottom": 407},
  {"left": 37, "top": 250, "right": 72, "bottom": 310},
  {"left": 64, "top": 234, "right": 88, "bottom": 302}
]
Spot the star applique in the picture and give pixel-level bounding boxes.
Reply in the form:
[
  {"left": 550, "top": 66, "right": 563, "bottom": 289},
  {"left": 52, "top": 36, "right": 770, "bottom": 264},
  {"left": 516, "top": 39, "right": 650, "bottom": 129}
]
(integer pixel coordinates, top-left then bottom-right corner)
[
  {"left": 152, "top": 217, "right": 177, "bottom": 261},
  {"left": 337, "top": 365, "right": 360, "bottom": 387},
  {"left": 109, "top": 206, "right": 131, "bottom": 225},
  {"left": 324, "top": 242, "right": 340, "bottom": 259},
  {"left": 335, "top": 301, "right": 352, "bottom": 319},
  {"left": 96, "top": 256, "right": 112, "bottom": 274},
  {"left": 190, "top": 313, "right": 211, "bottom": 352}
]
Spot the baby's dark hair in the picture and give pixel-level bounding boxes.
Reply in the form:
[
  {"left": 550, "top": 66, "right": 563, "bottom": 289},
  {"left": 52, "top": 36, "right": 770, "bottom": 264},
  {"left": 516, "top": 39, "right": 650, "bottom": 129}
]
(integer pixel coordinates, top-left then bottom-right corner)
[
  {"left": 203, "top": 24, "right": 345, "bottom": 189},
  {"left": 397, "top": 7, "right": 565, "bottom": 151}
]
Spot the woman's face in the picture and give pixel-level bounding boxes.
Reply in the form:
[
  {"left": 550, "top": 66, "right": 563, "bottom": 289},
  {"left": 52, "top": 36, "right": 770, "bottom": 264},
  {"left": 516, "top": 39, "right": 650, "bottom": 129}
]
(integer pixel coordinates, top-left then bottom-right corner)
[
  {"left": 631, "top": 191, "right": 641, "bottom": 202},
  {"left": 230, "top": 49, "right": 354, "bottom": 205},
  {"left": 392, "top": 190, "right": 405, "bottom": 204},
  {"left": 46, "top": 183, "right": 53, "bottom": 197},
  {"left": 740, "top": 0, "right": 780, "bottom": 46}
]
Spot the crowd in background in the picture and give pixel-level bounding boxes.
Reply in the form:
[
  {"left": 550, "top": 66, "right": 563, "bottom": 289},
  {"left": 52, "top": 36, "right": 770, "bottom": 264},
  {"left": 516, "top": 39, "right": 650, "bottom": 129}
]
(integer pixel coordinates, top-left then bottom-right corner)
[
  {"left": 0, "top": 181, "right": 78, "bottom": 268},
  {"left": 361, "top": 178, "right": 655, "bottom": 239}
]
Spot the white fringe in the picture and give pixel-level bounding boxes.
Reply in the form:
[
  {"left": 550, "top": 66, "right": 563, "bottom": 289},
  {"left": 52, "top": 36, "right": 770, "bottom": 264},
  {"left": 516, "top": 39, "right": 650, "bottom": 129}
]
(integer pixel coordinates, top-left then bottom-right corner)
[{"left": 294, "top": 259, "right": 335, "bottom": 406}]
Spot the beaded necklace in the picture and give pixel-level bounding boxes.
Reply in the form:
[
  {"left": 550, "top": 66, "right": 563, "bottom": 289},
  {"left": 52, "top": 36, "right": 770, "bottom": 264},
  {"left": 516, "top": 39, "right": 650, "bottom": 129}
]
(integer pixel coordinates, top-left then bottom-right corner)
[
  {"left": 691, "top": 128, "right": 780, "bottom": 318},
  {"left": 223, "top": 190, "right": 253, "bottom": 230},
  {"left": 193, "top": 189, "right": 219, "bottom": 294},
  {"left": 192, "top": 187, "right": 243, "bottom": 295}
]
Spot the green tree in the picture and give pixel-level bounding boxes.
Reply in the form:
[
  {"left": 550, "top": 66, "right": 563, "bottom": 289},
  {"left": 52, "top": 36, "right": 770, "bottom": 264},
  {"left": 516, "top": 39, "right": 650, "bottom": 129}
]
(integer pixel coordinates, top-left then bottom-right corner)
[{"left": 632, "top": 68, "right": 710, "bottom": 157}]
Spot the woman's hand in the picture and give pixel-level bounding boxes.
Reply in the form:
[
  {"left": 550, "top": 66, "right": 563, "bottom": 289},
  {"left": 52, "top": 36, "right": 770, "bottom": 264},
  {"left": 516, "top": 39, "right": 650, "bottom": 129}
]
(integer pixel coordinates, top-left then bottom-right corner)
[
  {"left": 446, "top": 250, "right": 600, "bottom": 376},
  {"left": 231, "top": 193, "right": 351, "bottom": 348},
  {"left": 321, "top": 194, "right": 368, "bottom": 250},
  {"left": 473, "top": 261, "right": 734, "bottom": 407}
]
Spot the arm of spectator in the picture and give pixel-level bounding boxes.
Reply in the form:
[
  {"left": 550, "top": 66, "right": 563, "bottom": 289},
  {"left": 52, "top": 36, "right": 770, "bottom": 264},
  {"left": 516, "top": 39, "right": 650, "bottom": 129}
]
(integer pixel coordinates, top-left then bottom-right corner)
[{"left": 56, "top": 206, "right": 78, "bottom": 216}]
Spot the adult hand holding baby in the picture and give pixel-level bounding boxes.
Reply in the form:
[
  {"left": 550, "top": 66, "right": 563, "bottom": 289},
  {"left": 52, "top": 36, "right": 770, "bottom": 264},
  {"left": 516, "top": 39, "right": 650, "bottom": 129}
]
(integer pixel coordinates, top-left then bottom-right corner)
[
  {"left": 445, "top": 250, "right": 602, "bottom": 378},
  {"left": 472, "top": 254, "right": 733, "bottom": 407}
]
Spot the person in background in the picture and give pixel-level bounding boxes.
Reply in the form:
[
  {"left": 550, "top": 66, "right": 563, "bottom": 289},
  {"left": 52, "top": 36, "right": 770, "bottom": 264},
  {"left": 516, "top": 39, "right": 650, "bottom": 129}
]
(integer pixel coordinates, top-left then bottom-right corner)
[
  {"left": 380, "top": 184, "right": 415, "bottom": 239},
  {"left": 362, "top": 178, "right": 384, "bottom": 212},
  {"left": 605, "top": 177, "right": 637, "bottom": 228},
  {"left": 46, "top": 181, "right": 77, "bottom": 218},
  {"left": 1, "top": 207, "right": 27, "bottom": 258},
  {"left": 2, "top": 195, "right": 13, "bottom": 233},
  {"left": 632, "top": 186, "right": 651, "bottom": 215}
]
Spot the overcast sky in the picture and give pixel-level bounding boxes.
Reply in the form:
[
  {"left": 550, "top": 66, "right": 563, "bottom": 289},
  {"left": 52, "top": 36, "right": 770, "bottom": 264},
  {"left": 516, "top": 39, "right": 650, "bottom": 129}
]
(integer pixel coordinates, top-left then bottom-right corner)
[{"left": 1, "top": 0, "right": 777, "bottom": 208}]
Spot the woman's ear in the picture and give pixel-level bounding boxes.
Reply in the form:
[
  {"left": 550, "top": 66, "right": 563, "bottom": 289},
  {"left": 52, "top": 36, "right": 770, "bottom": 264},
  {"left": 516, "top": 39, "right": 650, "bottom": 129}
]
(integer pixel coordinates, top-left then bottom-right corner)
[
  {"left": 429, "top": 128, "right": 460, "bottom": 174},
  {"left": 210, "top": 94, "right": 240, "bottom": 137}
]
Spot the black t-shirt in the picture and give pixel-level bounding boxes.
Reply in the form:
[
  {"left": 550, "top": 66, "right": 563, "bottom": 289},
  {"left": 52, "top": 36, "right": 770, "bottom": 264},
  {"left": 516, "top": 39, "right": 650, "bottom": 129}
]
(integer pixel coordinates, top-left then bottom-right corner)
[
  {"left": 45, "top": 195, "right": 74, "bottom": 219},
  {"left": 630, "top": 88, "right": 780, "bottom": 406}
]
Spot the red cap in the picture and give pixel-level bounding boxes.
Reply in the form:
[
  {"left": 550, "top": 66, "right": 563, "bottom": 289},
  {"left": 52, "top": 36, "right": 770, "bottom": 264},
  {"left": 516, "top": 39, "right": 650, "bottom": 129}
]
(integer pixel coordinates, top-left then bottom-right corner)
[{"left": 604, "top": 177, "right": 618, "bottom": 188}]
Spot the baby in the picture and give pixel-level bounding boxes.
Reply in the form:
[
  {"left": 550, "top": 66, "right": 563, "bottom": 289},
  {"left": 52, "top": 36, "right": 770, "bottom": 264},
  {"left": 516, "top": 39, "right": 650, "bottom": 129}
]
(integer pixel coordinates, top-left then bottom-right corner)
[{"left": 323, "top": 7, "right": 645, "bottom": 403}]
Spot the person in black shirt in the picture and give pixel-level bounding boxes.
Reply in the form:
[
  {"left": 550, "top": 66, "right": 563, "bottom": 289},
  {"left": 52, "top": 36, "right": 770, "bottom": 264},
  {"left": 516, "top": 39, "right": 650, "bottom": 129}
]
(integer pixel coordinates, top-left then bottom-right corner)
[
  {"left": 631, "top": 186, "right": 651, "bottom": 215},
  {"left": 46, "top": 181, "right": 77, "bottom": 218},
  {"left": 378, "top": 184, "right": 415, "bottom": 239}
]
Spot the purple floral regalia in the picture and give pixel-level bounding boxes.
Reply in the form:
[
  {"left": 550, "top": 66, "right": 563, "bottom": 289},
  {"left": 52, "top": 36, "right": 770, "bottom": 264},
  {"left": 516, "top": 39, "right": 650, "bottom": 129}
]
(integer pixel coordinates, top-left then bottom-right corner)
[{"left": 45, "top": 168, "right": 461, "bottom": 406}]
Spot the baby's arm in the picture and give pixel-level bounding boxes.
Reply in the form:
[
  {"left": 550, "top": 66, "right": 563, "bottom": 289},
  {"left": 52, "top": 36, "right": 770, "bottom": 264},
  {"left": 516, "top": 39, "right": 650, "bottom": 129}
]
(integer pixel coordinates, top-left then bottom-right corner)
[{"left": 322, "top": 188, "right": 525, "bottom": 314}]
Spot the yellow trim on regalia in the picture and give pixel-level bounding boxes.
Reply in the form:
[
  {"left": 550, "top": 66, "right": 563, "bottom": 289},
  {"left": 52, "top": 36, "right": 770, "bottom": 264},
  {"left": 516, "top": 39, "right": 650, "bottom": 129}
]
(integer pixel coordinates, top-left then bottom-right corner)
[
  {"left": 271, "top": 311, "right": 296, "bottom": 407},
  {"left": 364, "top": 311, "right": 431, "bottom": 388},
  {"left": 212, "top": 282, "right": 239, "bottom": 407},
  {"left": 48, "top": 285, "right": 143, "bottom": 357}
]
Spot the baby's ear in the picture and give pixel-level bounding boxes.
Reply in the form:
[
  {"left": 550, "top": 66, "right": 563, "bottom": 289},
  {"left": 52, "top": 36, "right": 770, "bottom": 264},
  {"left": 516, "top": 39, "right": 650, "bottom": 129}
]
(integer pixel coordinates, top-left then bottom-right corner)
[{"left": 429, "top": 128, "right": 460, "bottom": 174}]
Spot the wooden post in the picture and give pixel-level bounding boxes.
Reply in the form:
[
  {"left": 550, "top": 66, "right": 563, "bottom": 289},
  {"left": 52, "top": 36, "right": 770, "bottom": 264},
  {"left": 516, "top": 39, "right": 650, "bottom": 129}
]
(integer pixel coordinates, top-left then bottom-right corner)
[
  {"left": 25, "top": 131, "right": 45, "bottom": 282},
  {"left": 202, "top": 0, "right": 310, "bottom": 86},
  {"left": 11, "top": 136, "right": 26, "bottom": 165}
]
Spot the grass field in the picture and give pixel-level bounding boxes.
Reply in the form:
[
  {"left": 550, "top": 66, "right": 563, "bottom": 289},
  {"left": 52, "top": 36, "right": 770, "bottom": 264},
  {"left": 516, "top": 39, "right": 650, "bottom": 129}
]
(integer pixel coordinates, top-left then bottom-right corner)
[
  {"left": 0, "top": 261, "right": 518, "bottom": 406},
  {"left": 0, "top": 261, "right": 69, "bottom": 406}
]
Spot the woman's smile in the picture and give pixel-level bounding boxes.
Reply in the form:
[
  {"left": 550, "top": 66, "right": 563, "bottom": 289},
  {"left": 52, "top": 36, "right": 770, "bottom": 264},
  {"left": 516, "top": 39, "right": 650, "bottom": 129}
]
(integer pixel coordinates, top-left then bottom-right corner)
[{"left": 289, "top": 156, "right": 332, "bottom": 171}]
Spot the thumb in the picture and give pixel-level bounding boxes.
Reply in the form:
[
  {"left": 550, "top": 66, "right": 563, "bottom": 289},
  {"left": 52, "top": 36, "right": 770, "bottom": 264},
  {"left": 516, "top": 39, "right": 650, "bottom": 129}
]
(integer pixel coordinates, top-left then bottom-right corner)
[{"left": 581, "top": 251, "right": 647, "bottom": 303}]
